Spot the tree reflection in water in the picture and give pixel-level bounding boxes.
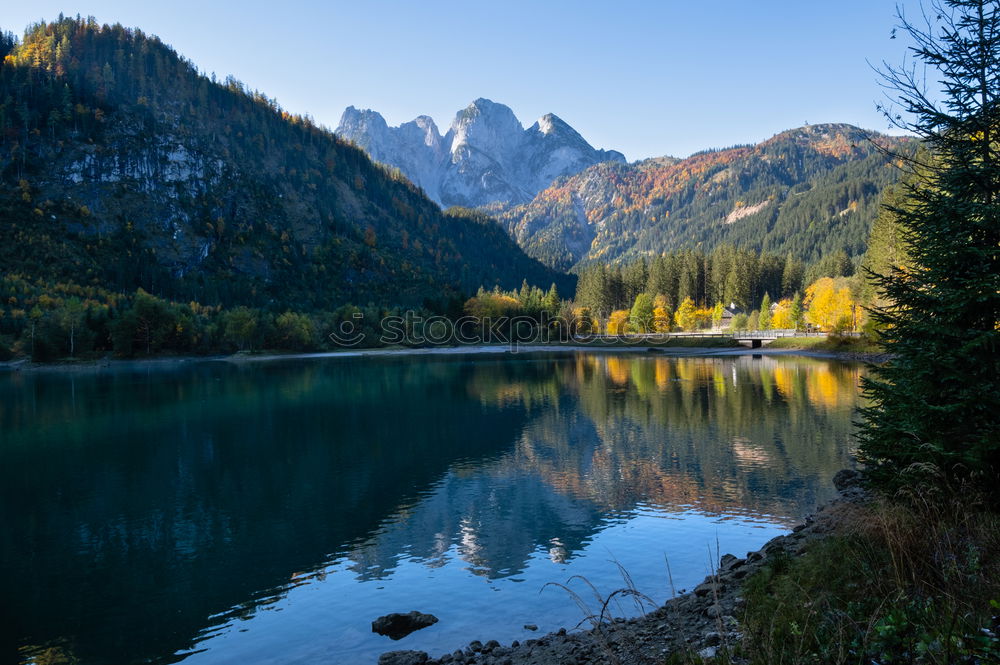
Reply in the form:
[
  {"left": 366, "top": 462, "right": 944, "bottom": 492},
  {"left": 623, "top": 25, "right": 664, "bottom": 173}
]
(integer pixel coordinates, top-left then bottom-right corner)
[{"left": 0, "top": 352, "right": 862, "bottom": 665}]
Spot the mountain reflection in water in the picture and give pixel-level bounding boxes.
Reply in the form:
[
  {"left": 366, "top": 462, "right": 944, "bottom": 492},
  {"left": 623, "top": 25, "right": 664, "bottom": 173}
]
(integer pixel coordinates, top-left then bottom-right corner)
[{"left": 0, "top": 352, "right": 862, "bottom": 665}]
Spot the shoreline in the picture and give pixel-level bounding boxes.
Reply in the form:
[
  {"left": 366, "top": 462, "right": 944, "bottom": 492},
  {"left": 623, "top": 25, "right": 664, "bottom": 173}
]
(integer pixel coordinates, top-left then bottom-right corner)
[
  {"left": 0, "top": 343, "right": 886, "bottom": 374},
  {"left": 378, "top": 474, "right": 867, "bottom": 665}
]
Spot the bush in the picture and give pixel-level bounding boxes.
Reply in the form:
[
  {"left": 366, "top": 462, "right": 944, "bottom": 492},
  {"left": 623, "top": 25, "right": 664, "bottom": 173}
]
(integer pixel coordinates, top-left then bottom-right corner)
[{"left": 272, "top": 311, "right": 316, "bottom": 351}]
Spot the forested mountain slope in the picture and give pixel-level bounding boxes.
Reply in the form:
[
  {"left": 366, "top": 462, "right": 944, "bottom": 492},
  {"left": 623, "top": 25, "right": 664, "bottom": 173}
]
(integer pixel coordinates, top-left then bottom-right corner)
[
  {"left": 0, "top": 18, "right": 570, "bottom": 310},
  {"left": 499, "top": 124, "right": 913, "bottom": 271}
]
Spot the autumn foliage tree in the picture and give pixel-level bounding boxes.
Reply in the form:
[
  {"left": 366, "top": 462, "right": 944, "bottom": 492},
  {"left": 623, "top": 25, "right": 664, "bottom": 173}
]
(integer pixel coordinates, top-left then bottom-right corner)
[
  {"left": 674, "top": 297, "right": 698, "bottom": 332},
  {"left": 653, "top": 295, "right": 672, "bottom": 333},
  {"left": 771, "top": 298, "right": 795, "bottom": 329},
  {"left": 607, "top": 310, "right": 631, "bottom": 335},
  {"left": 804, "top": 278, "right": 855, "bottom": 332}
]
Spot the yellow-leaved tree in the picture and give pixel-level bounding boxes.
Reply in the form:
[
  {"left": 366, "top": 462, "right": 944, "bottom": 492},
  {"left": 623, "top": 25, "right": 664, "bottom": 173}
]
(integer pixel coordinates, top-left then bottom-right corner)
[
  {"left": 804, "top": 278, "right": 855, "bottom": 332},
  {"left": 607, "top": 310, "right": 631, "bottom": 335},
  {"left": 653, "top": 294, "right": 672, "bottom": 332},
  {"left": 674, "top": 297, "right": 698, "bottom": 331},
  {"left": 694, "top": 307, "right": 713, "bottom": 330},
  {"left": 771, "top": 298, "right": 794, "bottom": 329}
]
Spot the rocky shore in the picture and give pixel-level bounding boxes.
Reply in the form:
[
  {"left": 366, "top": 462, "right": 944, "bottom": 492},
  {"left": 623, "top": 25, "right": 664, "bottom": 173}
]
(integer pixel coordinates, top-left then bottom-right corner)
[{"left": 378, "top": 471, "right": 866, "bottom": 665}]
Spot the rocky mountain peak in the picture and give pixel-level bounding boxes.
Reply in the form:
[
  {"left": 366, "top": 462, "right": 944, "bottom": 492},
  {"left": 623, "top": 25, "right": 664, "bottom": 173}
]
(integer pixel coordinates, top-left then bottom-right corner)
[
  {"left": 336, "top": 106, "right": 390, "bottom": 149},
  {"left": 459, "top": 97, "right": 520, "bottom": 122},
  {"left": 399, "top": 115, "right": 444, "bottom": 152},
  {"left": 533, "top": 113, "right": 570, "bottom": 135},
  {"left": 448, "top": 98, "right": 525, "bottom": 159},
  {"left": 335, "top": 99, "right": 625, "bottom": 209}
]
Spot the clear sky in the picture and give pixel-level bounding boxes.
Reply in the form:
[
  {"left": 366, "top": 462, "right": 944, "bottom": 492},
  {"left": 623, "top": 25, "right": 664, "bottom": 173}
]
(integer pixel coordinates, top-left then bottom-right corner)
[{"left": 2, "top": 1, "right": 916, "bottom": 160}]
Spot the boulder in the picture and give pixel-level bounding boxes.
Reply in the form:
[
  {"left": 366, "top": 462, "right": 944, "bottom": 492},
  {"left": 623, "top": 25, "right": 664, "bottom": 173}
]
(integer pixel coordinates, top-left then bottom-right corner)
[
  {"left": 694, "top": 581, "right": 719, "bottom": 598},
  {"left": 372, "top": 611, "right": 439, "bottom": 640},
  {"left": 719, "top": 554, "right": 745, "bottom": 571},
  {"left": 378, "top": 650, "right": 429, "bottom": 665}
]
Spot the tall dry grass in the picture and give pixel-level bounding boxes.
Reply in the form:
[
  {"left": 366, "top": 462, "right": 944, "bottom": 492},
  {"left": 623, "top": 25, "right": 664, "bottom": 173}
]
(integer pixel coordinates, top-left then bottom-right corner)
[{"left": 740, "top": 479, "right": 1000, "bottom": 664}]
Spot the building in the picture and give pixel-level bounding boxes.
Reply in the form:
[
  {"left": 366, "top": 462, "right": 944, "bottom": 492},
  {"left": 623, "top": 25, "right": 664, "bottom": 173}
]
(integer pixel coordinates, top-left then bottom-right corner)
[{"left": 718, "top": 303, "right": 744, "bottom": 330}]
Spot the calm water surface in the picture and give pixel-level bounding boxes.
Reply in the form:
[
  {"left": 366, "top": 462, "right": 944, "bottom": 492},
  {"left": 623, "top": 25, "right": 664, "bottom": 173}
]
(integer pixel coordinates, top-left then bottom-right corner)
[{"left": 0, "top": 351, "right": 863, "bottom": 664}]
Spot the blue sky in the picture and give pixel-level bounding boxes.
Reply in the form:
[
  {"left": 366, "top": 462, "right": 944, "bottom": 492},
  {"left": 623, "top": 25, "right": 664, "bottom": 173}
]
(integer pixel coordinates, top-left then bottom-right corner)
[{"left": 3, "top": 1, "right": 914, "bottom": 159}]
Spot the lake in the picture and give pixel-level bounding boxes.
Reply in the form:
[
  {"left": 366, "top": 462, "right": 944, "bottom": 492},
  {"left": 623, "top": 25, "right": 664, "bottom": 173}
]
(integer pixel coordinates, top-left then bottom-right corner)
[{"left": 0, "top": 350, "right": 863, "bottom": 664}]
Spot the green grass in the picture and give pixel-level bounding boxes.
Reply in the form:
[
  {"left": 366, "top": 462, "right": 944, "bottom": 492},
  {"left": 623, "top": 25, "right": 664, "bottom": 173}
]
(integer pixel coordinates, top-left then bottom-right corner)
[
  {"left": 766, "top": 335, "right": 883, "bottom": 354},
  {"left": 739, "top": 491, "right": 1000, "bottom": 664}
]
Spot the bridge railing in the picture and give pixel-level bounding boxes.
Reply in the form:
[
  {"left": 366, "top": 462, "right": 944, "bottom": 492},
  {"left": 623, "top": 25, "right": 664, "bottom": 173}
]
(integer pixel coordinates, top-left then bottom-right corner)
[{"left": 574, "top": 329, "right": 831, "bottom": 341}]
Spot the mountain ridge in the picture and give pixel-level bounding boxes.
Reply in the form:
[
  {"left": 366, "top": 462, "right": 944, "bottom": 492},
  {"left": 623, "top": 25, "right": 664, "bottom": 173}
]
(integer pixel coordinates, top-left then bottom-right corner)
[
  {"left": 498, "top": 123, "right": 914, "bottom": 271},
  {"left": 0, "top": 19, "right": 571, "bottom": 310}
]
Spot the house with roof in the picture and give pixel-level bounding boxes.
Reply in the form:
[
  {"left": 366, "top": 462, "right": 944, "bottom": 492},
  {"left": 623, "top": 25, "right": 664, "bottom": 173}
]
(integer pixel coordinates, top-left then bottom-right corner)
[{"left": 718, "top": 303, "right": 744, "bottom": 330}]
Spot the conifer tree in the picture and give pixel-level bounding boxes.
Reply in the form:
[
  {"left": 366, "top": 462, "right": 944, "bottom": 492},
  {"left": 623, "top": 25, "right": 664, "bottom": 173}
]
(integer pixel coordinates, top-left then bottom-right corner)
[
  {"left": 542, "top": 283, "right": 560, "bottom": 315},
  {"left": 758, "top": 293, "right": 772, "bottom": 330},
  {"left": 789, "top": 293, "right": 804, "bottom": 331},
  {"left": 860, "top": 0, "right": 1000, "bottom": 483}
]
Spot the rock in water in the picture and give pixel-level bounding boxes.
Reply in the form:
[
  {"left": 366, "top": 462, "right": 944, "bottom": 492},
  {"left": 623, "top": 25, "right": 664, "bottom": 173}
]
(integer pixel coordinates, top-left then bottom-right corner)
[
  {"left": 378, "top": 650, "right": 429, "bottom": 665},
  {"left": 372, "top": 611, "right": 439, "bottom": 640}
]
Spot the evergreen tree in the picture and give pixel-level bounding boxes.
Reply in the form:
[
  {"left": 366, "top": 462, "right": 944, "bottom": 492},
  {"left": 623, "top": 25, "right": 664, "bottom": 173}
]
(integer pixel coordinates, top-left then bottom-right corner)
[
  {"left": 789, "top": 292, "right": 804, "bottom": 331},
  {"left": 647, "top": 256, "right": 672, "bottom": 304},
  {"left": 518, "top": 279, "right": 531, "bottom": 304},
  {"left": 677, "top": 250, "right": 699, "bottom": 304},
  {"left": 780, "top": 253, "right": 804, "bottom": 297},
  {"left": 623, "top": 259, "right": 649, "bottom": 305},
  {"left": 803, "top": 249, "right": 852, "bottom": 285},
  {"left": 542, "top": 283, "right": 560, "bottom": 315},
  {"left": 758, "top": 293, "right": 772, "bottom": 330},
  {"left": 860, "top": 0, "right": 1000, "bottom": 484},
  {"left": 861, "top": 179, "right": 917, "bottom": 307}
]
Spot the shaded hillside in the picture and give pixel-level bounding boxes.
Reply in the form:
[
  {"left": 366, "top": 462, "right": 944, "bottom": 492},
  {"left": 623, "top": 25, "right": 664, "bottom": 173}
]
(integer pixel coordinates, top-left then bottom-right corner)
[
  {"left": 500, "top": 124, "right": 914, "bottom": 271},
  {"left": 0, "top": 18, "right": 571, "bottom": 310}
]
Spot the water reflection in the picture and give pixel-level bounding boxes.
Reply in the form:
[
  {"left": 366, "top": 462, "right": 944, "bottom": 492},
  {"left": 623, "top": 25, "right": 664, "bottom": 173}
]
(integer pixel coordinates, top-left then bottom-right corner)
[{"left": 0, "top": 352, "right": 863, "bottom": 665}]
